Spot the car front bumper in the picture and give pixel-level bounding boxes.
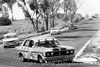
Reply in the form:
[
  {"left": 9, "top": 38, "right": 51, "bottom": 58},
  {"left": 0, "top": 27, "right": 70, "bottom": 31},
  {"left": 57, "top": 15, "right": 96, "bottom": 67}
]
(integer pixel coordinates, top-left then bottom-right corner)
[{"left": 44, "top": 54, "right": 75, "bottom": 62}]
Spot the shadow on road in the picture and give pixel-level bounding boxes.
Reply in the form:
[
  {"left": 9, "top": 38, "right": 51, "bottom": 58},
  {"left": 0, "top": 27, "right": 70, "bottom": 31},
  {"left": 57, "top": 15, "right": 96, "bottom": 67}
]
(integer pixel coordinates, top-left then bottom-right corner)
[
  {"left": 55, "top": 35, "right": 92, "bottom": 39},
  {"left": 75, "top": 28, "right": 98, "bottom": 31},
  {"left": 62, "top": 28, "right": 98, "bottom": 33}
]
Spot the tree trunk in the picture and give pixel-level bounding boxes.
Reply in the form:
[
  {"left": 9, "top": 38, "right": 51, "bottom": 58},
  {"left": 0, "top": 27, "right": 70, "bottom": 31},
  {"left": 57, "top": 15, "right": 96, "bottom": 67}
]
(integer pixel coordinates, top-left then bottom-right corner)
[
  {"left": 35, "top": 13, "right": 38, "bottom": 33},
  {"left": 52, "top": 17, "right": 55, "bottom": 27},
  {"left": 45, "top": 12, "right": 48, "bottom": 30},
  {"left": 22, "top": 0, "right": 36, "bottom": 31},
  {"left": 36, "top": 12, "right": 42, "bottom": 33}
]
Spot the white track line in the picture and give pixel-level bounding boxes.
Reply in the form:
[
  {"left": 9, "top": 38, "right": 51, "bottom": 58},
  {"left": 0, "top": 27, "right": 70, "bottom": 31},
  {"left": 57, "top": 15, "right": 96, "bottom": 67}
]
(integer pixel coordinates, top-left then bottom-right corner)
[{"left": 73, "top": 28, "right": 100, "bottom": 62}]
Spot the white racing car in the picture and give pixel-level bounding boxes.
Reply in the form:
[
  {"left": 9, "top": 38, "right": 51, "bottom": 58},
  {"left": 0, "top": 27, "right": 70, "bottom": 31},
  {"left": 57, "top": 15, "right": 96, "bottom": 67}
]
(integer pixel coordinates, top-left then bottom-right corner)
[
  {"left": 3, "top": 33, "right": 20, "bottom": 48},
  {"left": 50, "top": 28, "right": 60, "bottom": 35},
  {"left": 15, "top": 36, "right": 75, "bottom": 63}
]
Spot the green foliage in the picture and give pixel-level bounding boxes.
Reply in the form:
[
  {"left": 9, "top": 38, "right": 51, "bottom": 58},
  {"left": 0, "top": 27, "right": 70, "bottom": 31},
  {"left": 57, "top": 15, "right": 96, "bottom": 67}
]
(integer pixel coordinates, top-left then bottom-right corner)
[
  {"left": 2, "top": 0, "right": 16, "bottom": 4},
  {"left": 0, "top": 17, "right": 11, "bottom": 26},
  {"left": 29, "top": 3, "right": 36, "bottom": 10},
  {"left": 63, "top": 15, "right": 69, "bottom": 21},
  {"left": 18, "top": 0, "right": 61, "bottom": 31},
  {"left": 62, "top": 0, "right": 77, "bottom": 13},
  {"left": 40, "top": 0, "right": 50, "bottom": 13},
  {"left": 61, "top": 0, "right": 78, "bottom": 24},
  {"left": 56, "top": 13, "right": 64, "bottom": 19}
]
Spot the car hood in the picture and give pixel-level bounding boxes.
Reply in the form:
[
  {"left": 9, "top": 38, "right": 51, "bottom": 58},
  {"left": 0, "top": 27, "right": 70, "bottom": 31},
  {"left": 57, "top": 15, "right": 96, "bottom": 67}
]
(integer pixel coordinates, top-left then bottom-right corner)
[
  {"left": 57, "top": 45, "right": 75, "bottom": 50},
  {"left": 33, "top": 45, "right": 75, "bottom": 52}
]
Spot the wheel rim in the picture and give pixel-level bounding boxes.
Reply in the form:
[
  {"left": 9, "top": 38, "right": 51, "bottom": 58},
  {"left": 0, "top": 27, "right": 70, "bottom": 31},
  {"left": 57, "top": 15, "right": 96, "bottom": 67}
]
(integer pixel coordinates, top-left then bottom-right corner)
[
  {"left": 39, "top": 57, "right": 43, "bottom": 63},
  {"left": 38, "top": 57, "right": 47, "bottom": 63},
  {"left": 20, "top": 56, "right": 24, "bottom": 61}
]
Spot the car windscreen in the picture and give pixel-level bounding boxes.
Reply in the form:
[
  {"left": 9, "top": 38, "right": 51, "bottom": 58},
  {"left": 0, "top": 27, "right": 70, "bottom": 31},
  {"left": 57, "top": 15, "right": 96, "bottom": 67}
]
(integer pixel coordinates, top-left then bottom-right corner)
[
  {"left": 5, "top": 40, "right": 18, "bottom": 45},
  {"left": 4, "top": 35, "right": 17, "bottom": 39},
  {"left": 36, "top": 40, "right": 59, "bottom": 47},
  {"left": 52, "top": 28, "right": 58, "bottom": 30}
]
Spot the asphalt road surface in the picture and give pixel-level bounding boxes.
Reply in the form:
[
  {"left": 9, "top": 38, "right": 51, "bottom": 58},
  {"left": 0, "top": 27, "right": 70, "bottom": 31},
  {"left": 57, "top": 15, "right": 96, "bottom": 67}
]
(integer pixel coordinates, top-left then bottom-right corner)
[{"left": 0, "top": 18, "right": 100, "bottom": 67}]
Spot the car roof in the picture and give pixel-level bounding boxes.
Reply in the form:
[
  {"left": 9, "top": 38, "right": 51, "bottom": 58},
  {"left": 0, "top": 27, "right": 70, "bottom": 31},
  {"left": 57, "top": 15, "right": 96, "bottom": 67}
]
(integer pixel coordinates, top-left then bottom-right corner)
[
  {"left": 27, "top": 36, "right": 57, "bottom": 42},
  {"left": 4, "top": 33, "right": 17, "bottom": 37},
  {"left": 3, "top": 38, "right": 18, "bottom": 42}
]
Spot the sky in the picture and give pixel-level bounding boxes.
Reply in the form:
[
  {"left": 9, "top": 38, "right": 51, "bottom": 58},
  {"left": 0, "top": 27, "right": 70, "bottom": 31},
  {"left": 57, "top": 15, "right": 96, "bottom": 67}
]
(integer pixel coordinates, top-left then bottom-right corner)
[
  {"left": 77, "top": 0, "right": 100, "bottom": 17},
  {"left": 6, "top": 0, "right": 100, "bottom": 20}
]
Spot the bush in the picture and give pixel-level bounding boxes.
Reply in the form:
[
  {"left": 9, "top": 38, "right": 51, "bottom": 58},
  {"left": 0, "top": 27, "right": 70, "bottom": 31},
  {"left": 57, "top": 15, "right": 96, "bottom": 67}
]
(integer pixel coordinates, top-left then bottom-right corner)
[
  {"left": 63, "top": 15, "right": 69, "bottom": 21},
  {"left": 0, "top": 17, "right": 12, "bottom": 26}
]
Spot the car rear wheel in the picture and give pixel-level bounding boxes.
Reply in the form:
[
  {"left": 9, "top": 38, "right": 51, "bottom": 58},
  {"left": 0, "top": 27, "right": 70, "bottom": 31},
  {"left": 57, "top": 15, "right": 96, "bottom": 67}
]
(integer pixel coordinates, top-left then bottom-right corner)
[
  {"left": 4, "top": 46, "right": 7, "bottom": 48},
  {"left": 19, "top": 53, "right": 27, "bottom": 62},
  {"left": 4, "top": 46, "right": 8, "bottom": 48},
  {"left": 20, "top": 56, "right": 27, "bottom": 62}
]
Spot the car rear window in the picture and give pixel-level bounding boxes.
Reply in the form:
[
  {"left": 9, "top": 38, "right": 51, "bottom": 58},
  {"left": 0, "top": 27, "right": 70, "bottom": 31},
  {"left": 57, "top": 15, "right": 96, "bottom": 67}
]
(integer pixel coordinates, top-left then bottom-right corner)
[
  {"left": 35, "top": 40, "right": 59, "bottom": 47},
  {"left": 4, "top": 35, "right": 17, "bottom": 39}
]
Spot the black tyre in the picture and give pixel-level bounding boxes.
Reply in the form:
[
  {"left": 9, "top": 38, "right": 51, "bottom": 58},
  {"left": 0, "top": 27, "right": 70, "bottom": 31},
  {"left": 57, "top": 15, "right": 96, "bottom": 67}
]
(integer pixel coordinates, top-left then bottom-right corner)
[
  {"left": 20, "top": 56, "right": 27, "bottom": 62},
  {"left": 4, "top": 46, "right": 8, "bottom": 48},
  {"left": 20, "top": 56, "right": 28, "bottom": 62},
  {"left": 19, "top": 53, "right": 27, "bottom": 62},
  {"left": 38, "top": 56, "right": 46, "bottom": 63},
  {"left": 69, "top": 27, "right": 71, "bottom": 30},
  {"left": 58, "top": 31, "right": 61, "bottom": 34}
]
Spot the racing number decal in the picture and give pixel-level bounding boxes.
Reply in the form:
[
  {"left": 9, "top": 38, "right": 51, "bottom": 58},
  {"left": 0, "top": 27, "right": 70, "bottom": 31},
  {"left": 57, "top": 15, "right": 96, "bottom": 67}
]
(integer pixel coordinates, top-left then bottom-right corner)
[
  {"left": 23, "top": 52, "right": 29, "bottom": 58},
  {"left": 30, "top": 53, "right": 34, "bottom": 58},
  {"left": 28, "top": 51, "right": 35, "bottom": 59}
]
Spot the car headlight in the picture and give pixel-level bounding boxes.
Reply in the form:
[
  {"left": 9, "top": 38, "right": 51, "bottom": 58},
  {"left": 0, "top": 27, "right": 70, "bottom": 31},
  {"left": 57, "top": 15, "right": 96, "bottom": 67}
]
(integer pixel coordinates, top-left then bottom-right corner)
[
  {"left": 45, "top": 52, "right": 54, "bottom": 57},
  {"left": 70, "top": 50, "right": 73, "bottom": 53},
  {"left": 51, "top": 52, "right": 54, "bottom": 55},
  {"left": 46, "top": 52, "right": 50, "bottom": 57},
  {"left": 66, "top": 51, "right": 69, "bottom": 54},
  {"left": 69, "top": 50, "right": 74, "bottom": 54}
]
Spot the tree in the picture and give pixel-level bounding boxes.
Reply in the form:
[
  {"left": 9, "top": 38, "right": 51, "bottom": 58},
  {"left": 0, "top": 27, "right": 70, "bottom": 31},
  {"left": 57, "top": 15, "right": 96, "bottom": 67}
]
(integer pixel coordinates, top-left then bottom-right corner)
[
  {"left": 61, "top": 0, "right": 76, "bottom": 21},
  {"left": 39, "top": 0, "right": 50, "bottom": 30},
  {"left": 1, "top": 0, "right": 16, "bottom": 21},
  {"left": 17, "top": 0, "right": 38, "bottom": 32},
  {"left": 17, "top": 0, "right": 60, "bottom": 32},
  {"left": 38, "top": 0, "right": 60, "bottom": 29},
  {"left": 61, "top": 0, "right": 83, "bottom": 24},
  {"left": 49, "top": 0, "right": 60, "bottom": 28},
  {"left": 2, "top": 0, "right": 16, "bottom": 7}
]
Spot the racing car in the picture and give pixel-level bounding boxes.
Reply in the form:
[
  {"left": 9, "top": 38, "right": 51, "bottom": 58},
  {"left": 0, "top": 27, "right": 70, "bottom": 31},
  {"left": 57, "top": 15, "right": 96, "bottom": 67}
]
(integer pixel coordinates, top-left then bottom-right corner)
[
  {"left": 3, "top": 33, "right": 20, "bottom": 48},
  {"left": 15, "top": 36, "right": 75, "bottom": 63}
]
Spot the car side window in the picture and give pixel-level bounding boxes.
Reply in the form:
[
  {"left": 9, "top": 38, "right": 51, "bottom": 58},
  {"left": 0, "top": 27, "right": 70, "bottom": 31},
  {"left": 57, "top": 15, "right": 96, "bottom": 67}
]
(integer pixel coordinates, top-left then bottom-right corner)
[
  {"left": 23, "top": 40, "right": 34, "bottom": 47},
  {"left": 35, "top": 42, "right": 38, "bottom": 46},
  {"left": 23, "top": 40, "right": 30, "bottom": 47},
  {"left": 29, "top": 40, "right": 34, "bottom": 47}
]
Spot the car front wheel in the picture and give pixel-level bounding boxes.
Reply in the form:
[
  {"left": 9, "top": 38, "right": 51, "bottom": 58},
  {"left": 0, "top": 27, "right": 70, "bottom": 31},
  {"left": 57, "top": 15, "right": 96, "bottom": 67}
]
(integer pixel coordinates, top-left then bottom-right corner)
[
  {"left": 4, "top": 46, "right": 7, "bottom": 48},
  {"left": 38, "top": 56, "right": 46, "bottom": 63}
]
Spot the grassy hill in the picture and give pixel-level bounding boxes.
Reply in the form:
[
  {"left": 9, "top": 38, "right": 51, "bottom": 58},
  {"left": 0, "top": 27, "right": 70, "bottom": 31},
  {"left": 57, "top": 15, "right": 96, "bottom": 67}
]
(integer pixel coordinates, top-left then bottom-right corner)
[{"left": 0, "top": 20, "right": 34, "bottom": 34}]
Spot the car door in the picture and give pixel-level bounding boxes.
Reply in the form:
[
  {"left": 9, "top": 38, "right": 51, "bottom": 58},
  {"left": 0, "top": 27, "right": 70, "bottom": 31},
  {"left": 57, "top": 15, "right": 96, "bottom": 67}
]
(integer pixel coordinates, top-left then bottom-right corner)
[
  {"left": 21, "top": 40, "right": 31, "bottom": 59},
  {"left": 28, "top": 40, "right": 35, "bottom": 59}
]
